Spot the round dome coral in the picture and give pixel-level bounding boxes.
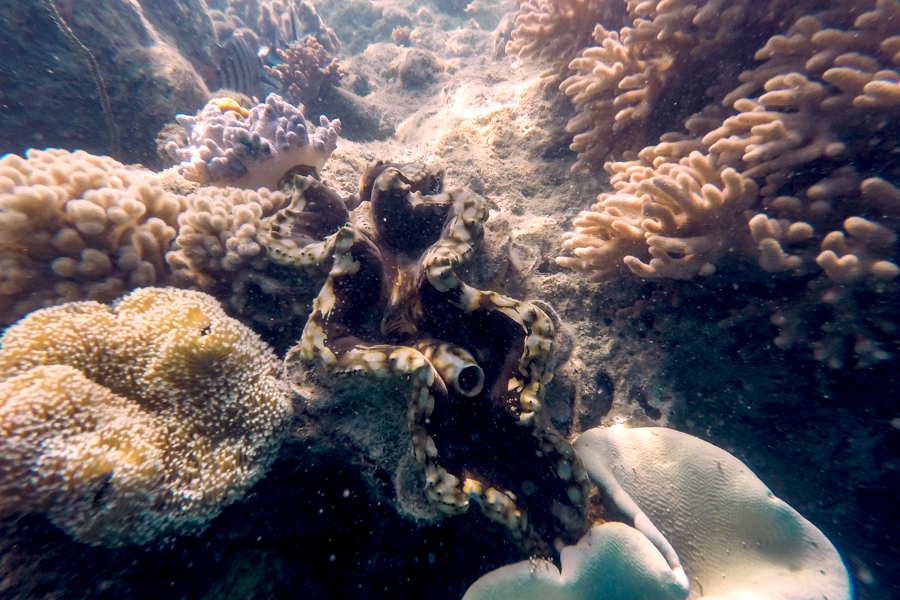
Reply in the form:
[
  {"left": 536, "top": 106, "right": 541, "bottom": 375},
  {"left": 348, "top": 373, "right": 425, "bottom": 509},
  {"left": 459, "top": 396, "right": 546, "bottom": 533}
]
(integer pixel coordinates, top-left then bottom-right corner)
[{"left": 0, "top": 287, "right": 294, "bottom": 547}]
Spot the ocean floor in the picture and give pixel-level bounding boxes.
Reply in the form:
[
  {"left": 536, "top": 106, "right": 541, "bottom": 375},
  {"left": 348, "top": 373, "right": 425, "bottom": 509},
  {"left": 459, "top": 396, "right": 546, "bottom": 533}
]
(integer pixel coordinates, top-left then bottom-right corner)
[{"left": 0, "top": 0, "right": 898, "bottom": 598}]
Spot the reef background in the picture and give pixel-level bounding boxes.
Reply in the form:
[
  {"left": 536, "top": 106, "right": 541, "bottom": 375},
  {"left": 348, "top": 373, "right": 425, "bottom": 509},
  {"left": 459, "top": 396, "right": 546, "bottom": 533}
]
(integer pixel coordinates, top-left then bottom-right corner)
[{"left": 0, "top": 0, "right": 897, "bottom": 599}]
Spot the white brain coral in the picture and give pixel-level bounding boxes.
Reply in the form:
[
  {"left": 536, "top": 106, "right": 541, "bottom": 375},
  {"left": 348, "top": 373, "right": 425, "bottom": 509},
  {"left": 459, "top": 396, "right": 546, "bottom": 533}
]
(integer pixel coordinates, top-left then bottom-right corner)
[{"left": 0, "top": 287, "right": 294, "bottom": 547}]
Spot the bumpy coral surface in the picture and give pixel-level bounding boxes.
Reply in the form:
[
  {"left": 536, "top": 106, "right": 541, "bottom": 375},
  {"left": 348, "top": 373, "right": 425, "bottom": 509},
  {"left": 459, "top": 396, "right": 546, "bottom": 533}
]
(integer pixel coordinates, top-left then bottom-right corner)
[
  {"left": 0, "top": 287, "right": 293, "bottom": 547},
  {"left": 274, "top": 161, "right": 590, "bottom": 555},
  {"left": 0, "top": 149, "right": 184, "bottom": 326},
  {"left": 165, "top": 184, "right": 327, "bottom": 332},
  {"left": 556, "top": 0, "right": 900, "bottom": 368},
  {"left": 166, "top": 94, "right": 341, "bottom": 191},
  {"left": 266, "top": 37, "right": 344, "bottom": 109}
]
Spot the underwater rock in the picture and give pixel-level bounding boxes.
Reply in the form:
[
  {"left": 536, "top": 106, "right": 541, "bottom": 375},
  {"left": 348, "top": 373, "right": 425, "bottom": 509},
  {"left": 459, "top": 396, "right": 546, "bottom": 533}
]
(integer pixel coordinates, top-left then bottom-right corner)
[
  {"left": 398, "top": 48, "right": 442, "bottom": 89},
  {"left": 0, "top": 0, "right": 214, "bottom": 165}
]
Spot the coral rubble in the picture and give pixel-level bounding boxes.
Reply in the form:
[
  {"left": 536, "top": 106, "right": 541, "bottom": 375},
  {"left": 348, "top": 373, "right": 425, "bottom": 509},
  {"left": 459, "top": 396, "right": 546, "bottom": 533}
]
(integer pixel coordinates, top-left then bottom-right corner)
[{"left": 0, "top": 287, "right": 293, "bottom": 547}]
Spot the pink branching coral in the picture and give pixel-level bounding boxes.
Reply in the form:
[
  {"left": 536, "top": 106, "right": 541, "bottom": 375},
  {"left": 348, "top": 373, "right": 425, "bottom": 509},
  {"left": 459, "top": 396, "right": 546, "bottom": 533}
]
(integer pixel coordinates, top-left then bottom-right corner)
[{"left": 264, "top": 36, "right": 344, "bottom": 110}]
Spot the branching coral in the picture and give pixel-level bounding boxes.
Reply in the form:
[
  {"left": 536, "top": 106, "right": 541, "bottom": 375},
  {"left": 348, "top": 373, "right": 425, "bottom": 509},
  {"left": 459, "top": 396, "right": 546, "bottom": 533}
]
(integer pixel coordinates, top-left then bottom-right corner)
[
  {"left": 508, "top": 0, "right": 821, "bottom": 169},
  {"left": 0, "top": 149, "right": 184, "bottom": 327},
  {"left": 275, "top": 161, "right": 590, "bottom": 556},
  {"left": 165, "top": 185, "right": 325, "bottom": 332},
  {"left": 558, "top": 151, "right": 759, "bottom": 280},
  {"left": 0, "top": 287, "right": 293, "bottom": 547},
  {"left": 506, "top": 0, "right": 625, "bottom": 84},
  {"left": 557, "top": 0, "right": 900, "bottom": 367},
  {"left": 265, "top": 36, "right": 344, "bottom": 110},
  {"left": 166, "top": 94, "right": 341, "bottom": 191}
]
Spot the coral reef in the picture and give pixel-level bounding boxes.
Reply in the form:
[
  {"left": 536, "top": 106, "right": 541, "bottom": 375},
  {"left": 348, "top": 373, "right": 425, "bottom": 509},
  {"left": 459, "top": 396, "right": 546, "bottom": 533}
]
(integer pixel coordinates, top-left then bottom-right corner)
[
  {"left": 0, "top": 149, "right": 184, "bottom": 327},
  {"left": 555, "top": 0, "right": 900, "bottom": 367},
  {"left": 507, "top": 0, "right": 821, "bottom": 169},
  {"left": 166, "top": 94, "right": 341, "bottom": 191},
  {"left": 506, "top": 0, "right": 623, "bottom": 84},
  {"left": 275, "top": 161, "right": 590, "bottom": 556},
  {"left": 0, "top": 287, "right": 293, "bottom": 547},
  {"left": 262, "top": 33, "right": 392, "bottom": 142},
  {"left": 165, "top": 184, "right": 326, "bottom": 334},
  {"left": 265, "top": 36, "right": 344, "bottom": 110},
  {"left": 558, "top": 151, "right": 758, "bottom": 280},
  {"left": 211, "top": 28, "right": 278, "bottom": 100},
  {"left": 464, "top": 426, "right": 851, "bottom": 600}
]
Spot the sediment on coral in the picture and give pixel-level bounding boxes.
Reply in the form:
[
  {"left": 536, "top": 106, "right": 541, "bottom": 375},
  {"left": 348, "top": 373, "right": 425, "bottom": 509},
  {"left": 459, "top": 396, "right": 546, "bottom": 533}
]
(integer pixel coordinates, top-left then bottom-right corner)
[
  {"left": 0, "top": 287, "right": 293, "bottom": 547},
  {"left": 556, "top": 0, "right": 900, "bottom": 368},
  {"left": 0, "top": 149, "right": 185, "bottom": 326}
]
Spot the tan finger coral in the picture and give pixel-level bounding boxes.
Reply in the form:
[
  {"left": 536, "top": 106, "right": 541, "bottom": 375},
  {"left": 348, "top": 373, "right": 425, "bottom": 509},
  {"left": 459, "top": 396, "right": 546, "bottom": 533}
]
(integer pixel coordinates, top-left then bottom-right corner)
[
  {"left": 509, "top": 0, "right": 815, "bottom": 169},
  {"left": 0, "top": 287, "right": 293, "bottom": 547},
  {"left": 0, "top": 149, "right": 185, "bottom": 326},
  {"left": 558, "top": 0, "right": 900, "bottom": 367},
  {"left": 559, "top": 150, "right": 758, "bottom": 280},
  {"left": 506, "top": 0, "right": 624, "bottom": 83},
  {"left": 165, "top": 185, "right": 322, "bottom": 332}
]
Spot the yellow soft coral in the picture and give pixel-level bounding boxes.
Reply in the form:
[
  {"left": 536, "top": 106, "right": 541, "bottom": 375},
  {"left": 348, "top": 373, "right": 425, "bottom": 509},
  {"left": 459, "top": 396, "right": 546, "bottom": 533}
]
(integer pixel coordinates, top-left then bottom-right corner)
[
  {"left": 0, "top": 287, "right": 293, "bottom": 547},
  {"left": 209, "top": 97, "right": 250, "bottom": 119}
]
